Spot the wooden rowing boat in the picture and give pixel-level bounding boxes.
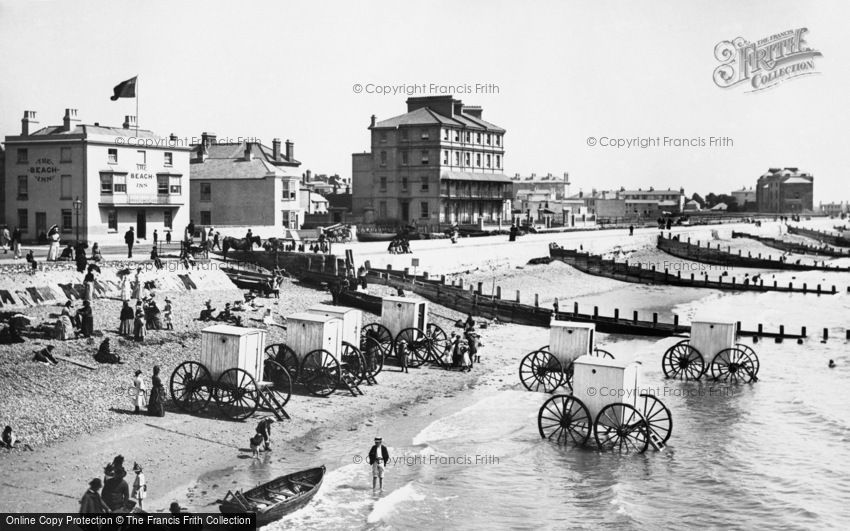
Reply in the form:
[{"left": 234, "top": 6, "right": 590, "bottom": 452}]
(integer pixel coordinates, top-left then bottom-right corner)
[{"left": 219, "top": 465, "right": 325, "bottom": 525}]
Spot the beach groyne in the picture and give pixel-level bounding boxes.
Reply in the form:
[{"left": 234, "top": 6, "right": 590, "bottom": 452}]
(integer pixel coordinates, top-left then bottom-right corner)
[
  {"left": 787, "top": 225, "right": 850, "bottom": 247},
  {"left": 657, "top": 234, "right": 850, "bottom": 272},
  {"left": 731, "top": 232, "right": 850, "bottom": 257},
  {"left": 548, "top": 245, "right": 842, "bottom": 295}
]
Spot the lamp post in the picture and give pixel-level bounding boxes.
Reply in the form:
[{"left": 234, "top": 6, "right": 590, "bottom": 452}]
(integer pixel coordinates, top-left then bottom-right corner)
[{"left": 73, "top": 196, "right": 82, "bottom": 243}]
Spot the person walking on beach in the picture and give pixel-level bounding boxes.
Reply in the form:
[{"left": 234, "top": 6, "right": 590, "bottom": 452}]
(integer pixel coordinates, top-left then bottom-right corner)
[
  {"left": 368, "top": 437, "right": 389, "bottom": 492},
  {"left": 125, "top": 226, "right": 135, "bottom": 258},
  {"left": 102, "top": 462, "right": 130, "bottom": 512},
  {"left": 212, "top": 231, "right": 221, "bottom": 251},
  {"left": 131, "top": 462, "right": 147, "bottom": 510},
  {"left": 119, "top": 301, "right": 134, "bottom": 337},
  {"left": 629, "top": 225, "right": 634, "bottom": 236},
  {"left": 256, "top": 418, "right": 274, "bottom": 452},
  {"left": 79, "top": 478, "right": 110, "bottom": 514},
  {"left": 11, "top": 227, "right": 23, "bottom": 258},
  {"left": 163, "top": 298, "right": 174, "bottom": 330},
  {"left": 133, "top": 307, "right": 146, "bottom": 342},
  {"left": 147, "top": 365, "right": 165, "bottom": 417},
  {"left": 166, "top": 230, "right": 172, "bottom": 245},
  {"left": 83, "top": 267, "right": 96, "bottom": 302},
  {"left": 0, "top": 225, "right": 9, "bottom": 254},
  {"left": 509, "top": 223, "right": 518, "bottom": 242},
  {"left": 47, "top": 224, "right": 61, "bottom": 261},
  {"left": 75, "top": 242, "right": 88, "bottom": 273},
  {"left": 132, "top": 369, "right": 147, "bottom": 414},
  {"left": 153, "top": 230, "right": 158, "bottom": 246},
  {"left": 131, "top": 268, "right": 143, "bottom": 300}
]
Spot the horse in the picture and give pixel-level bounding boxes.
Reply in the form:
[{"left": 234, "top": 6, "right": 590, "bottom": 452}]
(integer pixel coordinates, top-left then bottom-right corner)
[{"left": 222, "top": 236, "right": 262, "bottom": 256}]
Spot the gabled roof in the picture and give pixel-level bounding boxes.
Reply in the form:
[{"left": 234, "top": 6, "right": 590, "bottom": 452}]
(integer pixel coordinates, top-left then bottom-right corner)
[
  {"left": 374, "top": 106, "right": 505, "bottom": 132},
  {"left": 190, "top": 141, "right": 296, "bottom": 180}
]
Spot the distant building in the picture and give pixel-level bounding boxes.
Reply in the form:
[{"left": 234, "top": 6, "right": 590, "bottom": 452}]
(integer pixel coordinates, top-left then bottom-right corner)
[
  {"left": 510, "top": 172, "right": 570, "bottom": 201},
  {"left": 567, "top": 187, "right": 684, "bottom": 221},
  {"left": 710, "top": 202, "right": 728, "bottom": 211},
  {"left": 756, "top": 167, "right": 813, "bottom": 213},
  {"left": 621, "top": 188, "right": 685, "bottom": 214},
  {"left": 3, "top": 109, "right": 191, "bottom": 244},
  {"left": 301, "top": 188, "right": 329, "bottom": 214},
  {"left": 730, "top": 186, "right": 756, "bottom": 209},
  {"left": 819, "top": 201, "right": 846, "bottom": 216},
  {"left": 683, "top": 199, "right": 702, "bottom": 212},
  {"left": 189, "top": 135, "right": 303, "bottom": 231},
  {"left": 352, "top": 95, "right": 512, "bottom": 227}
]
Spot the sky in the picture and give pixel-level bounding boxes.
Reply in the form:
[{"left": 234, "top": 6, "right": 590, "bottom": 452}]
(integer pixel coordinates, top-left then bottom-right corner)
[{"left": 1, "top": 0, "right": 847, "bottom": 202}]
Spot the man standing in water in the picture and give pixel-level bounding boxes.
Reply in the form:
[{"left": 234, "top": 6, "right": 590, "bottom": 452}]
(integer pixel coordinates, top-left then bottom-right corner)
[{"left": 368, "top": 437, "right": 389, "bottom": 492}]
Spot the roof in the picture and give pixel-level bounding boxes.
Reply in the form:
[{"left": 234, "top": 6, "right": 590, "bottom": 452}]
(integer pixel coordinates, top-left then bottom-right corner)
[
  {"left": 783, "top": 176, "right": 813, "bottom": 185},
  {"left": 8, "top": 123, "right": 192, "bottom": 149},
  {"left": 622, "top": 189, "right": 682, "bottom": 196},
  {"left": 710, "top": 202, "right": 728, "bottom": 210},
  {"left": 374, "top": 106, "right": 505, "bottom": 133},
  {"left": 440, "top": 171, "right": 512, "bottom": 183},
  {"left": 190, "top": 142, "right": 296, "bottom": 180},
  {"left": 202, "top": 324, "right": 261, "bottom": 336}
]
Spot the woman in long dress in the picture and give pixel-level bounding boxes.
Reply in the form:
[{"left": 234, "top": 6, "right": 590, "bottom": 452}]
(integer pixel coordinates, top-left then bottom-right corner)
[
  {"left": 119, "top": 302, "right": 134, "bottom": 336},
  {"left": 120, "top": 276, "right": 132, "bottom": 303},
  {"left": 131, "top": 269, "right": 142, "bottom": 300},
  {"left": 78, "top": 300, "right": 94, "bottom": 338},
  {"left": 83, "top": 270, "right": 96, "bottom": 301},
  {"left": 47, "top": 225, "right": 61, "bottom": 261},
  {"left": 133, "top": 308, "right": 146, "bottom": 342},
  {"left": 132, "top": 370, "right": 146, "bottom": 414},
  {"left": 147, "top": 365, "right": 165, "bottom": 417}
]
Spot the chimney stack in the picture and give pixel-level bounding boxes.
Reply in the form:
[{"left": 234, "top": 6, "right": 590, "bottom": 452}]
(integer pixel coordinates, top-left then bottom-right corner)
[
  {"left": 244, "top": 142, "right": 253, "bottom": 161},
  {"left": 370, "top": 115, "right": 376, "bottom": 128},
  {"left": 63, "top": 109, "right": 80, "bottom": 132},
  {"left": 169, "top": 133, "right": 177, "bottom": 142},
  {"left": 21, "top": 110, "right": 38, "bottom": 136},
  {"left": 272, "top": 138, "right": 281, "bottom": 161},
  {"left": 122, "top": 115, "right": 137, "bottom": 129},
  {"left": 285, "top": 139, "right": 294, "bottom": 161}
]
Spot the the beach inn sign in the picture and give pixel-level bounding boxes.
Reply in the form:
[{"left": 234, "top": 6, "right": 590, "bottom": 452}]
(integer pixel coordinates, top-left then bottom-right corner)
[{"left": 713, "top": 28, "right": 822, "bottom": 92}]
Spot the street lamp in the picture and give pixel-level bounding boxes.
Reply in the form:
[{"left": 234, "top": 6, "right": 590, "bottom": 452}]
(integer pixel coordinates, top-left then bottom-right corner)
[{"left": 73, "top": 196, "right": 82, "bottom": 243}]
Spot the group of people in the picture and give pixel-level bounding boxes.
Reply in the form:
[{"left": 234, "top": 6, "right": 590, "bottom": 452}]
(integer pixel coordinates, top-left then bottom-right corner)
[
  {"left": 387, "top": 237, "right": 412, "bottom": 254},
  {"left": 0, "top": 226, "right": 23, "bottom": 257},
  {"left": 448, "top": 315, "right": 482, "bottom": 371},
  {"left": 80, "top": 455, "right": 147, "bottom": 513},
  {"left": 129, "top": 366, "right": 166, "bottom": 417},
  {"left": 55, "top": 298, "right": 95, "bottom": 339}
]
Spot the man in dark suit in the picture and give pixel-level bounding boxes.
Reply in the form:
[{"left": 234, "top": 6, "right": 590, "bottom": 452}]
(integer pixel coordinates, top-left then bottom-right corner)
[
  {"left": 368, "top": 437, "right": 389, "bottom": 491},
  {"left": 125, "top": 227, "right": 135, "bottom": 258}
]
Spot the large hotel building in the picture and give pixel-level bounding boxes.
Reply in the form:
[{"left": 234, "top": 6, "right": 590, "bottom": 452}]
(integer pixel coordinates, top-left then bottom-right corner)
[
  {"left": 3, "top": 109, "right": 191, "bottom": 244},
  {"left": 352, "top": 96, "right": 512, "bottom": 227}
]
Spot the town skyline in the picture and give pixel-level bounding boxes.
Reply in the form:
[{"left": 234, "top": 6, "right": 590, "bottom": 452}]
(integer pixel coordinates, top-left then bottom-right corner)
[{"left": 1, "top": 0, "right": 847, "bottom": 202}]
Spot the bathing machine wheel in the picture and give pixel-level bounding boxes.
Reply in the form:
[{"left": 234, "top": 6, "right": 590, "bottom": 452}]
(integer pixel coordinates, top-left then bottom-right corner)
[
  {"left": 519, "top": 349, "right": 564, "bottom": 393},
  {"left": 537, "top": 395, "right": 592, "bottom": 446},
  {"left": 300, "top": 349, "right": 341, "bottom": 397},
  {"left": 360, "top": 334, "right": 385, "bottom": 378},
  {"left": 264, "top": 343, "right": 300, "bottom": 379},
  {"left": 340, "top": 341, "right": 367, "bottom": 386},
  {"left": 361, "top": 323, "right": 394, "bottom": 361},
  {"left": 593, "top": 403, "right": 649, "bottom": 453},
  {"left": 661, "top": 340, "right": 705, "bottom": 380},
  {"left": 638, "top": 393, "right": 672, "bottom": 445},
  {"left": 734, "top": 343, "right": 760, "bottom": 378},
  {"left": 426, "top": 323, "right": 451, "bottom": 366},
  {"left": 262, "top": 359, "right": 292, "bottom": 408},
  {"left": 169, "top": 361, "right": 213, "bottom": 413},
  {"left": 213, "top": 368, "right": 260, "bottom": 421},
  {"left": 709, "top": 348, "right": 759, "bottom": 383}
]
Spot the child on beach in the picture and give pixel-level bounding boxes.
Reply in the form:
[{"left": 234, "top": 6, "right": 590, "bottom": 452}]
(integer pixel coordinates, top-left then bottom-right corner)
[
  {"left": 163, "top": 298, "right": 174, "bottom": 330},
  {"left": 249, "top": 433, "right": 264, "bottom": 459},
  {"left": 131, "top": 462, "right": 146, "bottom": 510},
  {"left": 396, "top": 339, "right": 409, "bottom": 373}
]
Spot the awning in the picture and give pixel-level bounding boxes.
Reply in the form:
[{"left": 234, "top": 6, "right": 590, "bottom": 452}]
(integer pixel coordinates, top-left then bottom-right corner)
[{"left": 440, "top": 171, "right": 512, "bottom": 183}]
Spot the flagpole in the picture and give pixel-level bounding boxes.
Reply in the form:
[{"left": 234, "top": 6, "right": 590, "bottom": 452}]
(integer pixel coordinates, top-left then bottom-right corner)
[{"left": 135, "top": 76, "right": 139, "bottom": 136}]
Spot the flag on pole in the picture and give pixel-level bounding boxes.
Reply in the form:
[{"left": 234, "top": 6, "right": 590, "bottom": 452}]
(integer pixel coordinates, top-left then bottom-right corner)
[{"left": 110, "top": 76, "right": 137, "bottom": 101}]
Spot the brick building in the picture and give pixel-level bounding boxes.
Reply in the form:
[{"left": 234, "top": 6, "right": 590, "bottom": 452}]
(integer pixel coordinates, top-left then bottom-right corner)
[{"left": 756, "top": 168, "right": 814, "bottom": 213}]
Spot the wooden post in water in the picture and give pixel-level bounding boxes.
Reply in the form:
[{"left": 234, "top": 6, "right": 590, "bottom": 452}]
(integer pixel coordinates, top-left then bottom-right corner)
[
  {"left": 515, "top": 290, "right": 520, "bottom": 303},
  {"left": 574, "top": 302, "right": 579, "bottom": 314},
  {"left": 779, "top": 324, "right": 785, "bottom": 336},
  {"left": 633, "top": 310, "right": 638, "bottom": 323},
  {"left": 823, "top": 328, "right": 828, "bottom": 341},
  {"left": 652, "top": 313, "right": 658, "bottom": 326},
  {"left": 801, "top": 326, "right": 807, "bottom": 337},
  {"left": 534, "top": 294, "right": 539, "bottom": 307},
  {"left": 458, "top": 278, "right": 464, "bottom": 289},
  {"left": 593, "top": 306, "right": 599, "bottom": 317},
  {"left": 758, "top": 323, "right": 763, "bottom": 335},
  {"left": 614, "top": 308, "right": 620, "bottom": 320},
  {"left": 441, "top": 275, "right": 446, "bottom": 284},
  {"left": 477, "top": 282, "right": 483, "bottom": 294},
  {"left": 673, "top": 314, "right": 679, "bottom": 328},
  {"left": 496, "top": 286, "right": 501, "bottom": 299}
]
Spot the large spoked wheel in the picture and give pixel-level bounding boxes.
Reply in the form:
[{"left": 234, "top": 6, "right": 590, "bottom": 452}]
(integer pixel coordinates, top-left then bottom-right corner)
[
  {"left": 169, "top": 361, "right": 213, "bottom": 413},
  {"left": 265, "top": 343, "right": 300, "bottom": 381},
  {"left": 639, "top": 393, "right": 672, "bottom": 445},
  {"left": 662, "top": 342, "right": 705, "bottom": 380},
  {"left": 360, "top": 335, "right": 385, "bottom": 379},
  {"left": 594, "top": 403, "right": 649, "bottom": 453},
  {"left": 710, "top": 348, "right": 758, "bottom": 383},
  {"left": 537, "top": 395, "right": 591, "bottom": 446},
  {"left": 519, "top": 349, "right": 564, "bottom": 393},
  {"left": 362, "top": 323, "right": 394, "bottom": 360},
  {"left": 214, "top": 368, "right": 259, "bottom": 421},
  {"left": 340, "top": 341, "right": 366, "bottom": 386},
  {"left": 301, "top": 349, "right": 341, "bottom": 397},
  {"left": 592, "top": 348, "right": 614, "bottom": 359},
  {"left": 263, "top": 359, "right": 292, "bottom": 407},
  {"left": 395, "top": 328, "right": 430, "bottom": 368},
  {"left": 734, "top": 343, "right": 760, "bottom": 378},
  {"left": 426, "top": 323, "right": 451, "bottom": 367}
]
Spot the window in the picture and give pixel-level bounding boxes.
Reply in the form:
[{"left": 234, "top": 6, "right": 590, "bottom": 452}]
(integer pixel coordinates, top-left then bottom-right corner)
[
  {"left": 486, "top": 134, "right": 491, "bottom": 145},
  {"left": 421, "top": 130, "right": 430, "bottom": 140},
  {"left": 464, "top": 152, "right": 471, "bottom": 166},
  {"left": 443, "top": 150, "right": 449, "bottom": 164},
  {"left": 495, "top": 135, "right": 501, "bottom": 146},
  {"left": 157, "top": 175, "right": 168, "bottom": 194},
  {"left": 61, "top": 147, "right": 71, "bottom": 162},
  {"left": 420, "top": 201, "right": 429, "bottom": 218},
  {"left": 60, "top": 175, "right": 72, "bottom": 199},
  {"left": 169, "top": 176, "right": 182, "bottom": 194},
  {"left": 420, "top": 176, "right": 429, "bottom": 192},
  {"left": 379, "top": 177, "right": 387, "bottom": 192},
  {"left": 401, "top": 177, "right": 408, "bottom": 191},
  {"left": 421, "top": 150, "right": 429, "bottom": 165},
  {"left": 454, "top": 152, "right": 459, "bottom": 165},
  {"left": 379, "top": 131, "right": 387, "bottom": 143},
  {"left": 137, "top": 150, "right": 146, "bottom": 164},
  {"left": 486, "top": 154, "right": 492, "bottom": 168},
  {"left": 496, "top": 155, "right": 501, "bottom": 169},
  {"left": 164, "top": 152, "right": 173, "bottom": 166},
  {"left": 476, "top": 154, "right": 482, "bottom": 167},
  {"left": 107, "top": 210, "right": 118, "bottom": 231},
  {"left": 465, "top": 132, "right": 471, "bottom": 142},
  {"left": 17, "top": 149, "right": 27, "bottom": 163},
  {"left": 101, "top": 174, "right": 113, "bottom": 194},
  {"left": 401, "top": 151, "right": 408, "bottom": 165},
  {"left": 200, "top": 182, "right": 211, "bottom": 201},
  {"left": 17, "top": 176, "right": 27, "bottom": 200},
  {"left": 443, "top": 129, "right": 449, "bottom": 140},
  {"left": 61, "top": 209, "right": 72, "bottom": 233},
  {"left": 380, "top": 151, "right": 387, "bottom": 166},
  {"left": 378, "top": 201, "right": 387, "bottom": 219},
  {"left": 113, "top": 174, "right": 126, "bottom": 193},
  {"left": 164, "top": 211, "right": 173, "bottom": 230},
  {"left": 17, "top": 209, "right": 28, "bottom": 230},
  {"left": 454, "top": 131, "right": 459, "bottom": 142},
  {"left": 476, "top": 133, "right": 481, "bottom": 143},
  {"left": 200, "top": 211, "right": 211, "bottom": 225},
  {"left": 108, "top": 148, "right": 118, "bottom": 164}
]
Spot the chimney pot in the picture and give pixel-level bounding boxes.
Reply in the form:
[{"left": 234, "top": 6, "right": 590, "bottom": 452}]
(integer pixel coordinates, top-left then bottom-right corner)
[
  {"left": 272, "top": 138, "right": 281, "bottom": 161},
  {"left": 244, "top": 142, "right": 253, "bottom": 161},
  {"left": 21, "top": 110, "right": 38, "bottom": 135},
  {"left": 285, "top": 139, "right": 294, "bottom": 161},
  {"left": 370, "top": 115, "right": 376, "bottom": 128},
  {"left": 63, "top": 108, "right": 80, "bottom": 131},
  {"left": 122, "top": 115, "right": 137, "bottom": 129}
]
